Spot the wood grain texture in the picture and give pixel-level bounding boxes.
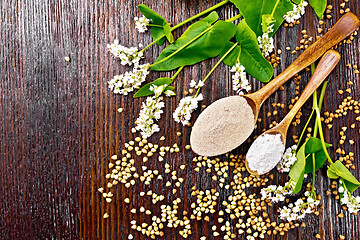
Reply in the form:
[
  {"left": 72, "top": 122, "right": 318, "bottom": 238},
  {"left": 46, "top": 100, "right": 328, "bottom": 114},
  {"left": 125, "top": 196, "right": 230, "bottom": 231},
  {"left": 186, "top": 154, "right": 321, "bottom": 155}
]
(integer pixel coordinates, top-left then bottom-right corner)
[{"left": 0, "top": 0, "right": 359, "bottom": 239}]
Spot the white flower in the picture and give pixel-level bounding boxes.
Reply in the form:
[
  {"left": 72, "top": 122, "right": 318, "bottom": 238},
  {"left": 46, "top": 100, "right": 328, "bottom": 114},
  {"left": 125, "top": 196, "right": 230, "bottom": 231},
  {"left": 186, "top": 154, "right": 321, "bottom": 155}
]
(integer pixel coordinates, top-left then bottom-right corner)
[
  {"left": 260, "top": 180, "right": 295, "bottom": 202},
  {"left": 134, "top": 16, "right": 150, "bottom": 33},
  {"left": 230, "top": 63, "right": 251, "bottom": 95},
  {"left": 149, "top": 84, "right": 166, "bottom": 98},
  {"left": 135, "top": 95, "right": 165, "bottom": 138},
  {"left": 279, "top": 191, "right": 319, "bottom": 221},
  {"left": 189, "top": 80, "right": 197, "bottom": 88},
  {"left": 257, "top": 30, "right": 274, "bottom": 57},
  {"left": 189, "top": 80, "right": 204, "bottom": 89},
  {"left": 197, "top": 81, "right": 204, "bottom": 88},
  {"left": 164, "top": 90, "right": 176, "bottom": 97},
  {"left": 107, "top": 40, "right": 144, "bottom": 66},
  {"left": 277, "top": 145, "right": 297, "bottom": 172},
  {"left": 173, "top": 94, "right": 203, "bottom": 126},
  {"left": 284, "top": 1, "right": 308, "bottom": 23},
  {"left": 339, "top": 181, "right": 360, "bottom": 214},
  {"left": 108, "top": 63, "right": 150, "bottom": 95},
  {"left": 267, "top": 24, "right": 274, "bottom": 34}
]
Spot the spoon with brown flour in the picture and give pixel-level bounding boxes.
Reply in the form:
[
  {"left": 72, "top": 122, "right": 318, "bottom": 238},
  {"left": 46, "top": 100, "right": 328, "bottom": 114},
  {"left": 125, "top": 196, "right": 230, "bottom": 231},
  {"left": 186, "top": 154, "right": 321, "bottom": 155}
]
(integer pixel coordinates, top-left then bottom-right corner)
[
  {"left": 190, "top": 13, "right": 360, "bottom": 157},
  {"left": 245, "top": 50, "right": 341, "bottom": 176}
]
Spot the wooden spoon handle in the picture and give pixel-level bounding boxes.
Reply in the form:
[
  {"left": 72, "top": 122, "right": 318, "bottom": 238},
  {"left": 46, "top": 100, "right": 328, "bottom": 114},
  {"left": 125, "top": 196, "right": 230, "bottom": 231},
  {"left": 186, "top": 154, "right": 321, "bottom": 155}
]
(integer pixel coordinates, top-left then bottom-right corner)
[
  {"left": 278, "top": 50, "right": 341, "bottom": 133},
  {"left": 249, "top": 12, "right": 359, "bottom": 105}
]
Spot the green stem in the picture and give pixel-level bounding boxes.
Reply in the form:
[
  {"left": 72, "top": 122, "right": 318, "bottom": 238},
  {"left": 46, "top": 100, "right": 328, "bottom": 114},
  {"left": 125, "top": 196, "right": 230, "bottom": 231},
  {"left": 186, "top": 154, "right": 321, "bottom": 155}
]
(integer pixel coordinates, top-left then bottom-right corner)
[
  {"left": 195, "top": 42, "right": 239, "bottom": 97},
  {"left": 171, "top": 66, "right": 184, "bottom": 80},
  {"left": 271, "top": 0, "right": 281, "bottom": 17},
  {"left": 311, "top": 61, "right": 316, "bottom": 73},
  {"left": 297, "top": 109, "right": 314, "bottom": 148},
  {"left": 313, "top": 91, "right": 319, "bottom": 138},
  {"left": 149, "top": 26, "right": 213, "bottom": 68},
  {"left": 311, "top": 152, "right": 316, "bottom": 192},
  {"left": 225, "top": 13, "right": 243, "bottom": 23},
  {"left": 311, "top": 95, "right": 317, "bottom": 192},
  {"left": 141, "top": 35, "right": 166, "bottom": 52},
  {"left": 297, "top": 63, "right": 317, "bottom": 147},
  {"left": 310, "top": 63, "right": 318, "bottom": 193},
  {"left": 310, "top": 63, "right": 320, "bottom": 138},
  {"left": 315, "top": 108, "right": 334, "bottom": 166},
  {"left": 310, "top": 69, "right": 331, "bottom": 191},
  {"left": 313, "top": 81, "right": 328, "bottom": 139},
  {"left": 147, "top": 24, "right": 163, "bottom": 28},
  {"left": 318, "top": 81, "right": 328, "bottom": 114},
  {"left": 141, "top": 0, "right": 230, "bottom": 52},
  {"left": 171, "top": 0, "right": 230, "bottom": 31}
]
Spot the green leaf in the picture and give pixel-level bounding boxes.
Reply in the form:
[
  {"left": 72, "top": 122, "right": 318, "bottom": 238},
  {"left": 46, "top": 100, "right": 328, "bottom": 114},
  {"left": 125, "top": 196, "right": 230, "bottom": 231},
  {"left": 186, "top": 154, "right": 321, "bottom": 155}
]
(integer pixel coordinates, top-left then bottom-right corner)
[
  {"left": 289, "top": 140, "right": 307, "bottom": 193},
  {"left": 304, "top": 137, "right": 331, "bottom": 174},
  {"left": 293, "top": 168, "right": 305, "bottom": 193},
  {"left": 327, "top": 167, "right": 339, "bottom": 179},
  {"left": 230, "top": 0, "right": 242, "bottom": 10},
  {"left": 151, "top": 12, "right": 237, "bottom": 71},
  {"left": 163, "top": 22, "right": 174, "bottom": 43},
  {"left": 219, "top": 41, "right": 241, "bottom": 66},
  {"left": 308, "top": 0, "right": 327, "bottom": 19},
  {"left": 164, "top": 86, "right": 176, "bottom": 96},
  {"left": 133, "top": 77, "right": 172, "bottom": 98},
  {"left": 262, "top": 14, "right": 276, "bottom": 33},
  {"left": 328, "top": 161, "right": 360, "bottom": 193},
  {"left": 138, "top": 4, "right": 171, "bottom": 45},
  {"left": 236, "top": 0, "right": 293, "bottom": 36},
  {"left": 342, "top": 179, "right": 359, "bottom": 194},
  {"left": 304, "top": 137, "right": 331, "bottom": 153},
  {"left": 235, "top": 20, "right": 273, "bottom": 82},
  {"left": 304, "top": 151, "right": 326, "bottom": 174},
  {"left": 290, "top": 137, "right": 332, "bottom": 193},
  {"left": 164, "top": 86, "right": 174, "bottom": 91},
  {"left": 292, "top": 0, "right": 301, "bottom": 4}
]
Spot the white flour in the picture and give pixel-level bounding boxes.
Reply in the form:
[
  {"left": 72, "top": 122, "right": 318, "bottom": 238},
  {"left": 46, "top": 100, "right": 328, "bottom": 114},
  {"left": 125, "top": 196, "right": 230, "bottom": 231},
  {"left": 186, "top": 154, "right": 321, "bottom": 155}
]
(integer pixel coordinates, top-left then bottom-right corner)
[{"left": 246, "top": 133, "right": 285, "bottom": 175}]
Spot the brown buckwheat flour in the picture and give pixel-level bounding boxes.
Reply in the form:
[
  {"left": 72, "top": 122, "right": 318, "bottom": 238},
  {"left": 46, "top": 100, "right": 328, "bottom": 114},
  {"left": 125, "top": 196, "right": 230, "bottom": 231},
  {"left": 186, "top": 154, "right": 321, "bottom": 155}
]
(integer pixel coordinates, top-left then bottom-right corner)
[{"left": 191, "top": 96, "right": 255, "bottom": 156}]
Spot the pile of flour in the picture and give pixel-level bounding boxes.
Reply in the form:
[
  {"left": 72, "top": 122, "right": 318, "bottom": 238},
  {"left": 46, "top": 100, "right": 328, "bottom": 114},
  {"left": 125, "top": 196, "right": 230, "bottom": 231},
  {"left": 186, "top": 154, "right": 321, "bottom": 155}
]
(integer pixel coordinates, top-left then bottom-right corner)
[
  {"left": 190, "top": 96, "right": 255, "bottom": 156},
  {"left": 246, "top": 133, "right": 285, "bottom": 175}
]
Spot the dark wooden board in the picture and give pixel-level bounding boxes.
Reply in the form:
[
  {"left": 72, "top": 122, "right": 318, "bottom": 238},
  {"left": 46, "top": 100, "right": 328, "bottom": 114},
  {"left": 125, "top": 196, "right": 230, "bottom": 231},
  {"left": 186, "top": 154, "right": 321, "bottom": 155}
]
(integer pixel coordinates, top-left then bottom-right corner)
[{"left": 0, "top": 0, "right": 359, "bottom": 239}]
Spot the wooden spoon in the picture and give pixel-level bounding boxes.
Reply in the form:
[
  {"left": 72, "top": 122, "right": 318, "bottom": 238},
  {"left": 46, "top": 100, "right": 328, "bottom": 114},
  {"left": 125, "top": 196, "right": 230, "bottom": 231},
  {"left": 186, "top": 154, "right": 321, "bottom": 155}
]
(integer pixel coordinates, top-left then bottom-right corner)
[
  {"left": 245, "top": 50, "right": 341, "bottom": 176},
  {"left": 190, "top": 12, "right": 360, "bottom": 157}
]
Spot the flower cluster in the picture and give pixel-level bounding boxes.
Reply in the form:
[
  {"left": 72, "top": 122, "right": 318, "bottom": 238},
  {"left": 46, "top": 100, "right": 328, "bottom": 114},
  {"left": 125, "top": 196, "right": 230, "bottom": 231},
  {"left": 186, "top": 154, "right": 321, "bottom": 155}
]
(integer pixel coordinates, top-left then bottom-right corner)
[
  {"left": 277, "top": 145, "right": 297, "bottom": 173},
  {"left": 189, "top": 79, "right": 204, "bottom": 89},
  {"left": 279, "top": 191, "right": 319, "bottom": 221},
  {"left": 108, "top": 63, "right": 150, "bottom": 95},
  {"left": 135, "top": 85, "right": 166, "bottom": 138},
  {"left": 260, "top": 180, "right": 295, "bottom": 202},
  {"left": 339, "top": 180, "right": 360, "bottom": 213},
  {"left": 258, "top": 25, "right": 274, "bottom": 57},
  {"left": 134, "top": 16, "right": 150, "bottom": 33},
  {"left": 173, "top": 94, "right": 203, "bottom": 126},
  {"left": 230, "top": 63, "right": 251, "bottom": 95},
  {"left": 107, "top": 39, "right": 144, "bottom": 66},
  {"left": 283, "top": 1, "right": 308, "bottom": 23}
]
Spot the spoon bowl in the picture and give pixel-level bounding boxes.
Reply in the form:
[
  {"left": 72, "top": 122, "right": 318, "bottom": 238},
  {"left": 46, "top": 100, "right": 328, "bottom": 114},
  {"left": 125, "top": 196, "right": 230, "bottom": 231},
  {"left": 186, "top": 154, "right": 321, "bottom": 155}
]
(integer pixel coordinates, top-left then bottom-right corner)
[
  {"left": 245, "top": 50, "right": 341, "bottom": 176},
  {"left": 190, "top": 13, "right": 360, "bottom": 157}
]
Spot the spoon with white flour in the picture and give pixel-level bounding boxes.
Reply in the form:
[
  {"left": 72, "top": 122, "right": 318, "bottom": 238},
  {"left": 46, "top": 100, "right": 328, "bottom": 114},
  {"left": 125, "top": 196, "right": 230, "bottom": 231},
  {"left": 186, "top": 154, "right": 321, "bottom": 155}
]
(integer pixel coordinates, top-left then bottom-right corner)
[
  {"left": 190, "top": 13, "right": 360, "bottom": 157},
  {"left": 245, "top": 50, "right": 341, "bottom": 175}
]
